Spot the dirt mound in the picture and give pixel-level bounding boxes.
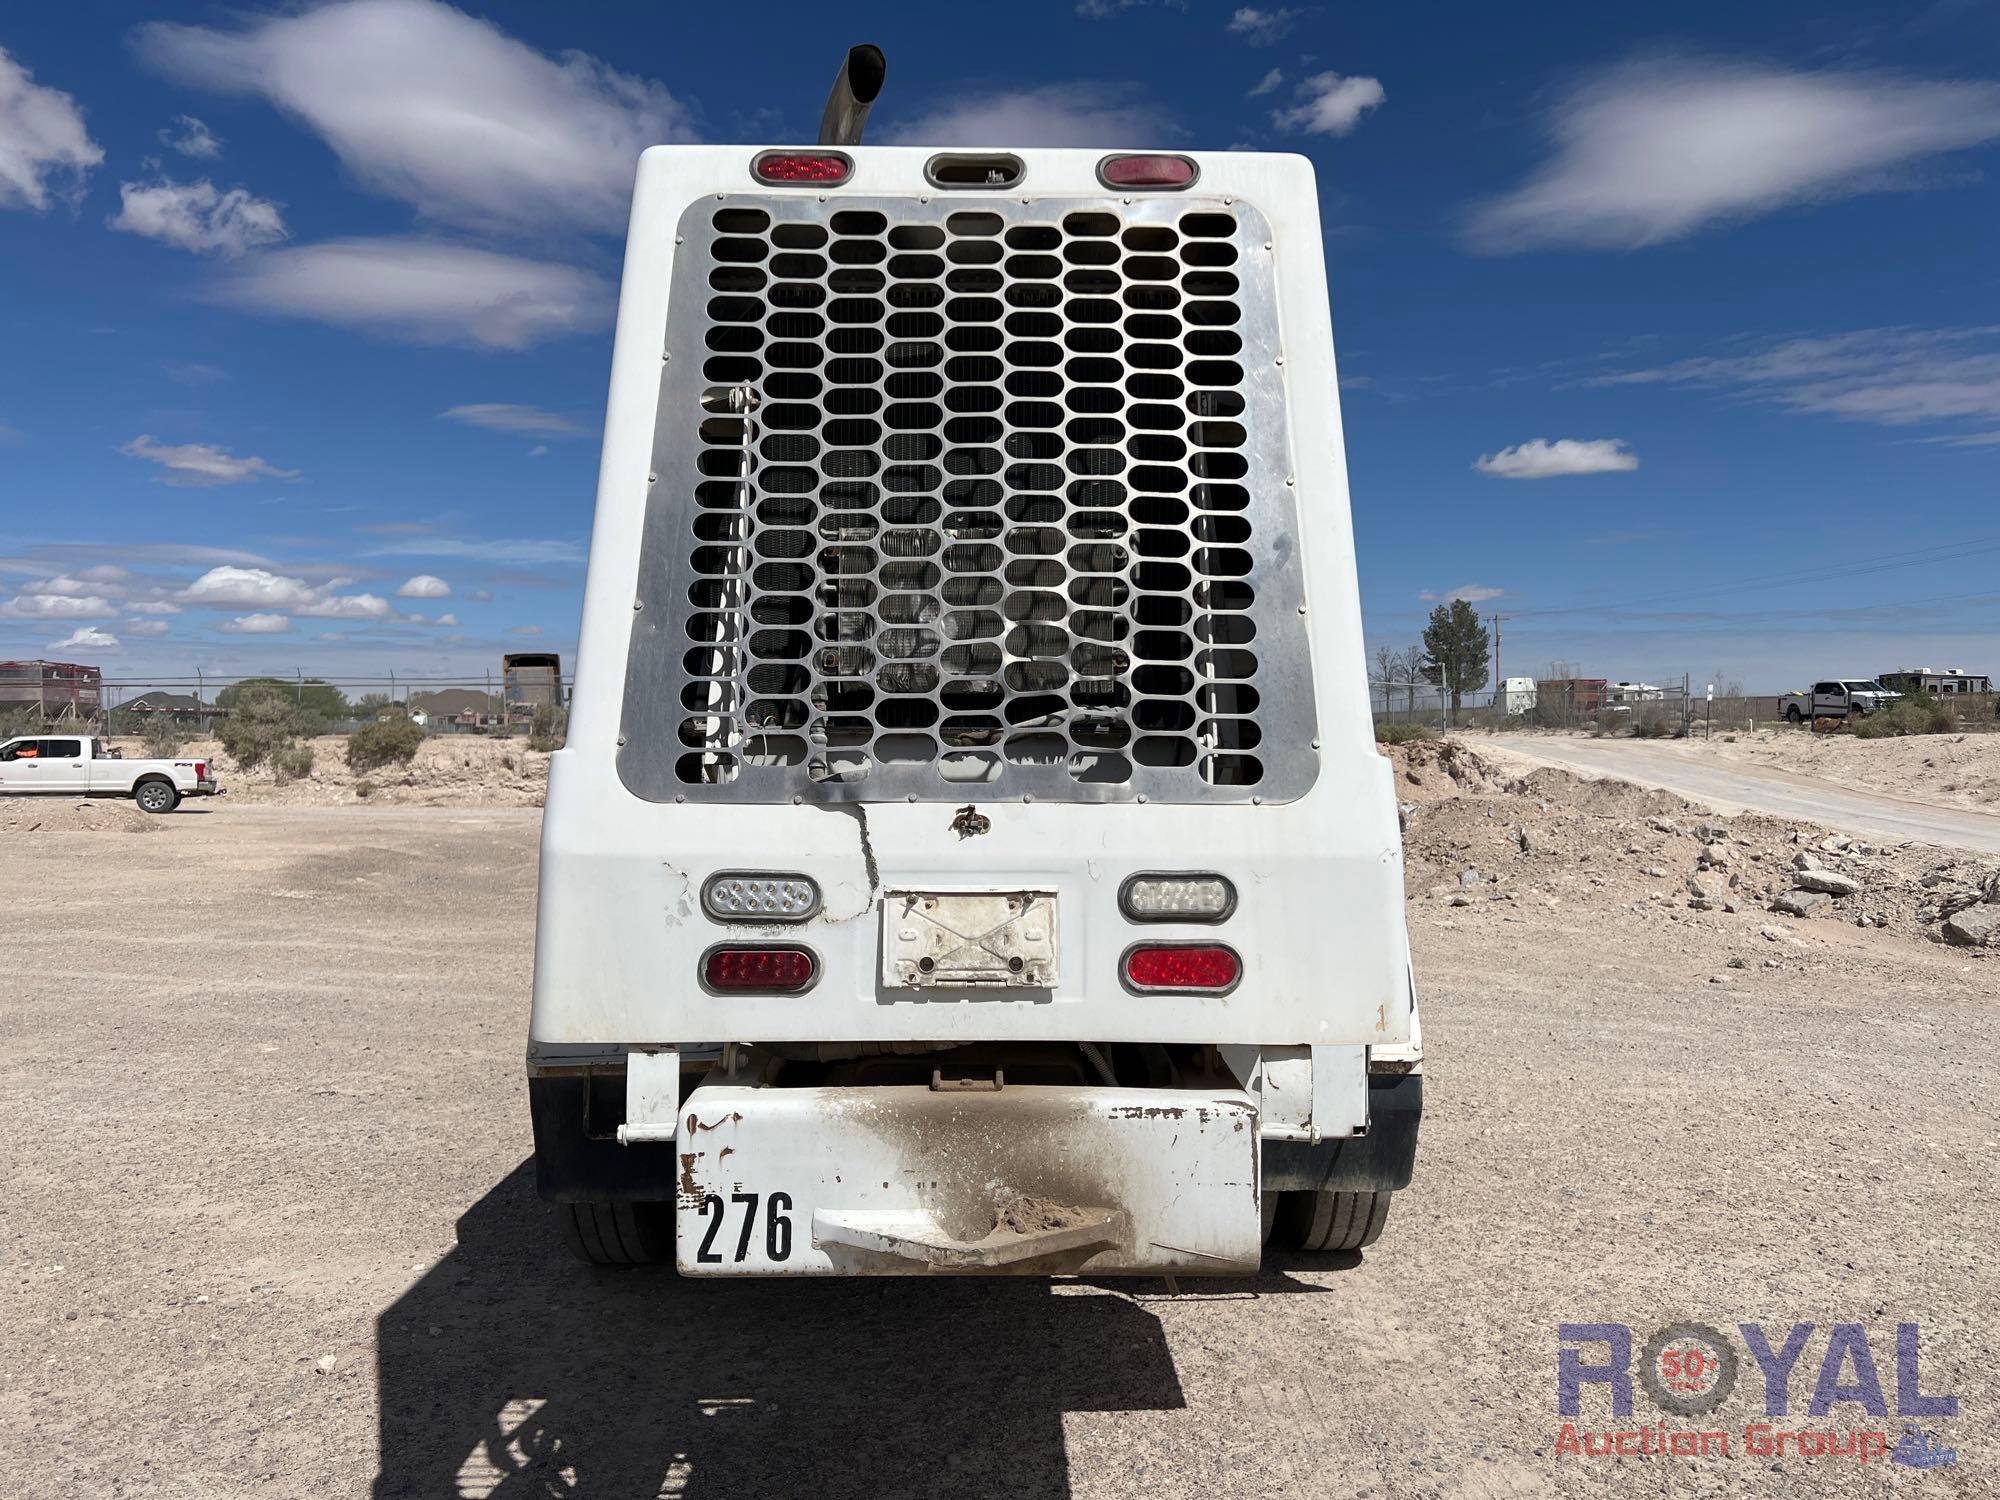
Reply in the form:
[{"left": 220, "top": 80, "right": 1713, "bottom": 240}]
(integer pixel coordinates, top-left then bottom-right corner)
[
  {"left": 1383, "top": 739, "right": 2000, "bottom": 950},
  {"left": 0, "top": 798, "right": 161, "bottom": 835}
]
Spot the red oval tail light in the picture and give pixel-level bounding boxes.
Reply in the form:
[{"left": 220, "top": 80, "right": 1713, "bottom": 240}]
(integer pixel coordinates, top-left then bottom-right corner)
[
  {"left": 753, "top": 151, "right": 853, "bottom": 186},
  {"left": 1097, "top": 154, "right": 1198, "bottom": 190},
  {"left": 1122, "top": 944, "right": 1240, "bottom": 992},
  {"left": 703, "top": 945, "right": 818, "bottom": 993}
]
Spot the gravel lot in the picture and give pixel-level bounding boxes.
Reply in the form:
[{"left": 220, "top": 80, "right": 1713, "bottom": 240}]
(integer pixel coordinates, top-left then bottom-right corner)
[{"left": 5, "top": 799, "right": 1992, "bottom": 1498}]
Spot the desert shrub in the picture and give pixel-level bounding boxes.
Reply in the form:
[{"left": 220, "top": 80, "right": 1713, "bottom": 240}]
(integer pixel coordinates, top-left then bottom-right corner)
[
  {"left": 141, "top": 720, "right": 186, "bottom": 759},
  {"left": 218, "top": 684, "right": 314, "bottom": 769},
  {"left": 355, "top": 779, "right": 375, "bottom": 799},
  {"left": 526, "top": 700, "right": 569, "bottom": 753},
  {"left": 346, "top": 716, "right": 425, "bottom": 771},
  {"left": 1631, "top": 710, "right": 1675, "bottom": 739},
  {"left": 1374, "top": 721, "right": 1436, "bottom": 745},
  {"left": 1853, "top": 692, "right": 1955, "bottom": 738},
  {"left": 271, "top": 743, "right": 315, "bottom": 782}
]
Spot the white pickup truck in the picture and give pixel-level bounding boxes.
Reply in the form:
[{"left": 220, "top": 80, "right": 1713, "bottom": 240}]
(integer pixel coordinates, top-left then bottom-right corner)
[
  {"left": 1779, "top": 680, "right": 1902, "bottom": 724},
  {"left": 0, "top": 734, "right": 219, "bottom": 812}
]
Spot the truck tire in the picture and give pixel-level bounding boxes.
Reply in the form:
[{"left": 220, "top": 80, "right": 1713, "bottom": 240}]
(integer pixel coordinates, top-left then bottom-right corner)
[
  {"left": 134, "top": 779, "right": 180, "bottom": 814},
  {"left": 1274, "top": 1189, "right": 1392, "bottom": 1252},
  {"left": 558, "top": 1201, "right": 673, "bottom": 1266},
  {"left": 1784, "top": 704, "right": 1803, "bottom": 724}
]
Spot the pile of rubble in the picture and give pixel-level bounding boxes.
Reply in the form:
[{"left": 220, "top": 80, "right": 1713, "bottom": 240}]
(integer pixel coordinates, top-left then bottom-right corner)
[{"left": 1387, "top": 739, "right": 1999, "bottom": 950}]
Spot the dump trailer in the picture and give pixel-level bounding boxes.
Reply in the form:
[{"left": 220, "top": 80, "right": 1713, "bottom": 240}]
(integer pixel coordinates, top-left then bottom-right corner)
[{"left": 528, "top": 48, "right": 1421, "bottom": 1276}]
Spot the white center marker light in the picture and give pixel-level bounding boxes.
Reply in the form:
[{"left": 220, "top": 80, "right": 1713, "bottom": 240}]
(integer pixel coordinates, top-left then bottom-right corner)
[
  {"left": 1120, "top": 873, "right": 1236, "bottom": 923},
  {"left": 702, "top": 872, "right": 821, "bottom": 922}
]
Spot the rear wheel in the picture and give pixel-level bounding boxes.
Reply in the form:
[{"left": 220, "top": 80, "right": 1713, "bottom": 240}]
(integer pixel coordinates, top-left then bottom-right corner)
[
  {"left": 558, "top": 1200, "right": 674, "bottom": 1266},
  {"left": 134, "top": 780, "right": 179, "bottom": 814},
  {"left": 1274, "top": 1189, "right": 1392, "bottom": 1252},
  {"left": 1784, "top": 705, "right": 1803, "bottom": 724}
]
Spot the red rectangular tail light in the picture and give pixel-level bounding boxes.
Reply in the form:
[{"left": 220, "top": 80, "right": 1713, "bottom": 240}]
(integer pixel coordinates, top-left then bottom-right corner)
[
  {"left": 753, "top": 151, "right": 853, "bottom": 186},
  {"left": 1122, "top": 944, "right": 1241, "bottom": 993},
  {"left": 703, "top": 945, "right": 818, "bottom": 993}
]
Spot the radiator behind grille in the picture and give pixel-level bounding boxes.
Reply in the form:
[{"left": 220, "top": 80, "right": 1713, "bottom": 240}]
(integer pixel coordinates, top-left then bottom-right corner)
[{"left": 618, "top": 194, "right": 1319, "bottom": 804}]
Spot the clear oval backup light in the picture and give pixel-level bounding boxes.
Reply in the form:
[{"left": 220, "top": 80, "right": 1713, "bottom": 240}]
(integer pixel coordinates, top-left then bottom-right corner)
[
  {"left": 1120, "top": 873, "right": 1235, "bottom": 922},
  {"left": 753, "top": 150, "right": 853, "bottom": 185},
  {"left": 1097, "top": 153, "right": 1198, "bottom": 189},
  {"left": 1123, "top": 944, "right": 1241, "bottom": 992},
  {"left": 703, "top": 946, "right": 818, "bottom": 993},
  {"left": 702, "top": 872, "right": 821, "bottom": 921}
]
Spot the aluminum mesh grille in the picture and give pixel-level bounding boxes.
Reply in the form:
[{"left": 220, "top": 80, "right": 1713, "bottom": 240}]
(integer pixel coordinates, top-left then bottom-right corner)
[{"left": 618, "top": 194, "right": 1318, "bottom": 804}]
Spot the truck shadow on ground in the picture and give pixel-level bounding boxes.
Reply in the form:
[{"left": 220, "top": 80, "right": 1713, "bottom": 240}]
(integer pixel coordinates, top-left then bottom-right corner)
[{"left": 376, "top": 1160, "right": 1330, "bottom": 1498}]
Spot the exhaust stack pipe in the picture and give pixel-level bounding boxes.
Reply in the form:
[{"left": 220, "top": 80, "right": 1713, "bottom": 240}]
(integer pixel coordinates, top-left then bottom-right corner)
[{"left": 818, "top": 44, "right": 886, "bottom": 147}]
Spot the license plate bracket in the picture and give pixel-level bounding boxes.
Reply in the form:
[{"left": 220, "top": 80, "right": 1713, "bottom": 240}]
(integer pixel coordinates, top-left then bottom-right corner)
[{"left": 881, "top": 889, "right": 1057, "bottom": 988}]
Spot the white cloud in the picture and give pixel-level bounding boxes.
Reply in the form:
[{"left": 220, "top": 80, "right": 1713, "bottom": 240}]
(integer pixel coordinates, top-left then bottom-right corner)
[
  {"left": 1473, "top": 437, "right": 1639, "bottom": 479},
  {"left": 110, "top": 177, "right": 287, "bottom": 257},
  {"left": 1417, "top": 584, "right": 1506, "bottom": 605},
  {"left": 181, "top": 565, "right": 319, "bottom": 610},
  {"left": 1076, "top": 0, "right": 1188, "bottom": 16},
  {"left": 122, "top": 434, "right": 300, "bottom": 486},
  {"left": 134, "top": 0, "right": 694, "bottom": 236},
  {"left": 884, "top": 84, "right": 1173, "bottom": 148},
  {"left": 217, "top": 612, "right": 292, "bottom": 634},
  {"left": 126, "top": 600, "right": 182, "bottom": 616},
  {"left": 31, "top": 573, "right": 126, "bottom": 600},
  {"left": 506, "top": 623, "right": 542, "bottom": 636},
  {"left": 1226, "top": 8, "right": 1300, "bottom": 45},
  {"left": 179, "top": 564, "right": 408, "bottom": 623},
  {"left": 160, "top": 114, "right": 221, "bottom": 159},
  {"left": 527, "top": 445, "right": 549, "bottom": 458},
  {"left": 1248, "top": 68, "right": 1284, "bottom": 99},
  {"left": 440, "top": 403, "right": 585, "bottom": 437},
  {"left": 395, "top": 574, "right": 451, "bottom": 599},
  {"left": 295, "top": 592, "right": 394, "bottom": 620},
  {"left": 468, "top": 588, "right": 494, "bottom": 602},
  {"left": 1, "top": 592, "right": 118, "bottom": 619},
  {"left": 52, "top": 626, "right": 119, "bottom": 652},
  {"left": 164, "top": 361, "right": 227, "bottom": 385},
  {"left": 1592, "top": 326, "right": 2000, "bottom": 432},
  {"left": 124, "top": 619, "right": 171, "bottom": 637},
  {"left": 1272, "top": 73, "right": 1386, "bottom": 137},
  {"left": 364, "top": 537, "right": 585, "bottom": 564},
  {"left": 210, "top": 237, "right": 611, "bottom": 350},
  {"left": 1466, "top": 57, "right": 2000, "bottom": 253},
  {"left": 0, "top": 46, "right": 102, "bottom": 211},
  {"left": 434, "top": 613, "right": 459, "bottom": 627}
]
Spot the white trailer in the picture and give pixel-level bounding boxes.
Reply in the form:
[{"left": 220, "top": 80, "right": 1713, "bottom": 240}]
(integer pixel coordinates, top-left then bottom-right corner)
[{"left": 527, "top": 49, "right": 1422, "bottom": 1276}]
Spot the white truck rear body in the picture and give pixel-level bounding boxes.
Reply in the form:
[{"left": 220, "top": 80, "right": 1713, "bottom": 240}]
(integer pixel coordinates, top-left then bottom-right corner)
[{"left": 528, "top": 145, "right": 1417, "bottom": 1275}]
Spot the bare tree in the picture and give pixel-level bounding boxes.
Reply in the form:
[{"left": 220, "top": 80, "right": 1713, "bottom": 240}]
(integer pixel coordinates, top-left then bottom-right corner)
[
  {"left": 1372, "top": 645, "right": 1400, "bottom": 715},
  {"left": 1397, "top": 646, "right": 1425, "bottom": 714}
]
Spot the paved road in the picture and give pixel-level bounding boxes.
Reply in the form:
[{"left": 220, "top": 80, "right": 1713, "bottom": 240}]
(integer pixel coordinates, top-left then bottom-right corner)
[{"left": 1486, "top": 736, "right": 2000, "bottom": 854}]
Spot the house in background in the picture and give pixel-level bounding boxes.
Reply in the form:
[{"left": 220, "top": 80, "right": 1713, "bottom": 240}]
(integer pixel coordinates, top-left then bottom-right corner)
[{"left": 1878, "top": 667, "right": 1992, "bottom": 696}]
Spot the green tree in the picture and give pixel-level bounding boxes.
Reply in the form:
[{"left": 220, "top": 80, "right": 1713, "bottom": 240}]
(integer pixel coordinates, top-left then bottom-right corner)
[
  {"left": 216, "top": 676, "right": 347, "bottom": 726},
  {"left": 352, "top": 692, "right": 396, "bottom": 721},
  {"left": 1420, "top": 599, "right": 1491, "bottom": 721},
  {"left": 217, "top": 682, "right": 319, "bottom": 769}
]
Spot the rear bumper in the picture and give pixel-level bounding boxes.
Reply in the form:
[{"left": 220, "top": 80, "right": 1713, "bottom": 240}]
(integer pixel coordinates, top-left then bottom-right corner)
[
  {"left": 192, "top": 780, "right": 221, "bottom": 796},
  {"left": 529, "top": 1068, "right": 1421, "bottom": 1273}
]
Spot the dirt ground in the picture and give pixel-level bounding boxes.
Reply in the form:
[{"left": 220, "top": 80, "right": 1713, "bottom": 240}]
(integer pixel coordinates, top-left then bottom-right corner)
[
  {"left": 1694, "top": 727, "right": 2000, "bottom": 812},
  {"left": 4, "top": 771, "right": 1994, "bottom": 1497},
  {"left": 1478, "top": 724, "right": 2000, "bottom": 814},
  {"left": 103, "top": 734, "right": 552, "bottom": 807}
]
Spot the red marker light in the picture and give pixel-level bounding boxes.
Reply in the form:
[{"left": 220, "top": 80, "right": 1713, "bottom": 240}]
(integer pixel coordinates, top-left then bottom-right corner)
[
  {"left": 1123, "top": 944, "right": 1240, "bottom": 992},
  {"left": 753, "top": 151, "right": 853, "bottom": 186},
  {"left": 703, "top": 945, "right": 818, "bottom": 993},
  {"left": 1097, "top": 154, "right": 1198, "bottom": 190}
]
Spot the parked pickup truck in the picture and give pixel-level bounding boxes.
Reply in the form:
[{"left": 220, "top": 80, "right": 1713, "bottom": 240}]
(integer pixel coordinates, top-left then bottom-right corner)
[
  {"left": 1780, "top": 680, "right": 1903, "bottom": 723},
  {"left": 0, "top": 735, "right": 219, "bottom": 812}
]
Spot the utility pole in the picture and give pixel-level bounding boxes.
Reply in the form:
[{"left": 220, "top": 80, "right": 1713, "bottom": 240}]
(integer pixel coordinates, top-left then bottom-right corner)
[{"left": 1490, "top": 613, "right": 1506, "bottom": 716}]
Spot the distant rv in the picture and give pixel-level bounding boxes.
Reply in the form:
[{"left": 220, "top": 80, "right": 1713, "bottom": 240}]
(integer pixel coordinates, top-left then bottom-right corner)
[{"left": 503, "top": 652, "right": 564, "bottom": 722}]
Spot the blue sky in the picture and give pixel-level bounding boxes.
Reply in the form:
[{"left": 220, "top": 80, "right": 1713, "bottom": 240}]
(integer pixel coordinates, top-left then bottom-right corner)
[{"left": 2, "top": 0, "right": 1997, "bottom": 693}]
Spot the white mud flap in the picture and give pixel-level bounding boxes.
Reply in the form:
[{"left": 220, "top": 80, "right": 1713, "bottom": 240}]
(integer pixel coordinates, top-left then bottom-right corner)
[{"left": 674, "top": 1083, "right": 1260, "bottom": 1276}]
